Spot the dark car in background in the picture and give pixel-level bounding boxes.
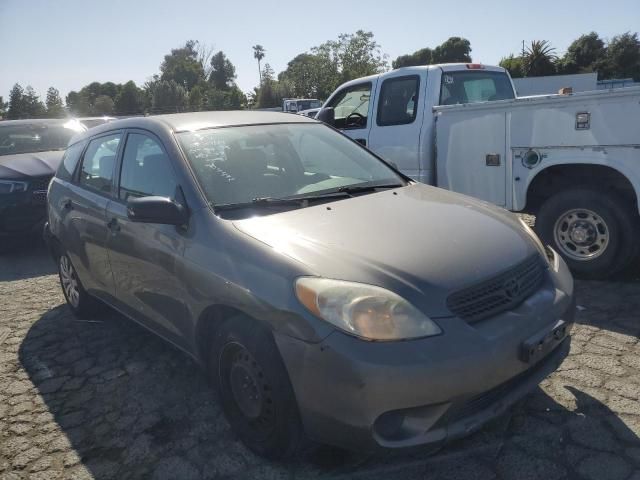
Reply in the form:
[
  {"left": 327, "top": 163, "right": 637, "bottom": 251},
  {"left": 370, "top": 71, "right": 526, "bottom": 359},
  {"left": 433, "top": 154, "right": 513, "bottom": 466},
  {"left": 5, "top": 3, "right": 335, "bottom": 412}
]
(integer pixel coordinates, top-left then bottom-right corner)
[
  {"left": 46, "top": 111, "right": 574, "bottom": 459},
  {"left": 0, "top": 119, "right": 85, "bottom": 248}
]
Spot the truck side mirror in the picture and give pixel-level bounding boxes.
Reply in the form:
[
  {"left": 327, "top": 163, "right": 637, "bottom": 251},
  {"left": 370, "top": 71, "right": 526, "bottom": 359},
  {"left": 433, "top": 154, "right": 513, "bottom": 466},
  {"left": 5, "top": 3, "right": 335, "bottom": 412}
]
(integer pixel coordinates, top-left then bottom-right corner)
[{"left": 316, "top": 107, "right": 335, "bottom": 126}]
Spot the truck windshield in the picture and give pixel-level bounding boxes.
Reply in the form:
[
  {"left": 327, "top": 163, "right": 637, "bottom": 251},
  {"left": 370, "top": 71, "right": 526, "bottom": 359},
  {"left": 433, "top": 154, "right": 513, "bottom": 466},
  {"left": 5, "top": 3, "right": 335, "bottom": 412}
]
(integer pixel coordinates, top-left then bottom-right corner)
[
  {"left": 177, "top": 123, "right": 404, "bottom": 212},
  {"left": 439, "top": 71, "right": 515, "bottom": 105}
]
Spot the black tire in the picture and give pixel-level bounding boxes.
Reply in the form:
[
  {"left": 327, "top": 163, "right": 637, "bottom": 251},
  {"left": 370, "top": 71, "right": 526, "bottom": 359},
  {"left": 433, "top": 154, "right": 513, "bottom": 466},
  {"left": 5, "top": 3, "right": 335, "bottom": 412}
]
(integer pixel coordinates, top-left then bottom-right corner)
[
  {"left": 210, "top": 316, "right": 304, "bottom": 459},
  {"left": 57, "top": 252, "right": 100, "bottom": 317},
  {"left": 534, "top": 188, "right": 639, "bottom": 278}
]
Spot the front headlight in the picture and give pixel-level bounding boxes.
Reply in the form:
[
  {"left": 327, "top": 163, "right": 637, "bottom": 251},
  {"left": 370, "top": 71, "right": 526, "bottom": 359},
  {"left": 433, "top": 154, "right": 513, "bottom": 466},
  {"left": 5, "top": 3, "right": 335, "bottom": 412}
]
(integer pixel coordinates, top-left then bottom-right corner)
[
  {"left": 295, "top": 277, "right": 441, "bottom": 341},
  {"left": 518, "top": 217, "right": 548, "bottom": 262},
  {"left": 0, "top": 180, "right": 28, "bottom": 194}
]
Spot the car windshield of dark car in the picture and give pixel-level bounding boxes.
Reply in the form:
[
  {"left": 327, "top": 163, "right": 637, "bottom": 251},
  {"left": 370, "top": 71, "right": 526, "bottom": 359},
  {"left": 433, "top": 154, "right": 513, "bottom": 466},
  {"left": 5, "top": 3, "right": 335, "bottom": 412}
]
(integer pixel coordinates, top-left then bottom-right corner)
[
  {"left": 177, "top": 123, "right": 405, "bottom": 214},
  {"left": 0, "top": 123, "right": 79, "bottom": 156}
]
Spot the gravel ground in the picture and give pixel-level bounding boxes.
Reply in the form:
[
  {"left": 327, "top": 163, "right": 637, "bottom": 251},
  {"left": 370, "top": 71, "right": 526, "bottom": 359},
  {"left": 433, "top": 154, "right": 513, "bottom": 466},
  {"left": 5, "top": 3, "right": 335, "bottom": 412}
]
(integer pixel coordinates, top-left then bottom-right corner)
[{"left": 1, "top": 240, "right": 639, "bottom": 480}]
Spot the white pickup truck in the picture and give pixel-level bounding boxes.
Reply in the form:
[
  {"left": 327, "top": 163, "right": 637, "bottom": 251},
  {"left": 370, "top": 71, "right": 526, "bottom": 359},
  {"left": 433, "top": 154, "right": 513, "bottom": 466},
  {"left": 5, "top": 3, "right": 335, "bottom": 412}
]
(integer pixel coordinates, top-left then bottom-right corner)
[{"left": 317, "top": 64, "right": 640, "bottom": 278}]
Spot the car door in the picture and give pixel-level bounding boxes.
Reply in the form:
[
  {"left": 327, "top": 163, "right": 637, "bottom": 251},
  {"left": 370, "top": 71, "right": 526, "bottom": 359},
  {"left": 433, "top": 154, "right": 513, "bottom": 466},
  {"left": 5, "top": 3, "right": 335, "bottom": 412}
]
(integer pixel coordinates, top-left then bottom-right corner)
[
  {"left": 62, "top": 132, "right": 122, "bottom": 298},
  {"left": 325, "top": 81, "right": 376, "bottom": 146},
  {"left": 368, "top": 73, "right": 425, "bottom": 179},
  {"left": 105, "top": 130, "right": 190, "bottom": 347}
]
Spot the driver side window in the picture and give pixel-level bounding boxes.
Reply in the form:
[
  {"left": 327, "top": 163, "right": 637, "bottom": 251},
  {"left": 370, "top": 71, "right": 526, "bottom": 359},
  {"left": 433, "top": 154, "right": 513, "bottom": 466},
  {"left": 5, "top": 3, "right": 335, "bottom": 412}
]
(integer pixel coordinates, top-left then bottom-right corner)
[{"left": 326, "top": 82, "right": 372, "bottom": 130}]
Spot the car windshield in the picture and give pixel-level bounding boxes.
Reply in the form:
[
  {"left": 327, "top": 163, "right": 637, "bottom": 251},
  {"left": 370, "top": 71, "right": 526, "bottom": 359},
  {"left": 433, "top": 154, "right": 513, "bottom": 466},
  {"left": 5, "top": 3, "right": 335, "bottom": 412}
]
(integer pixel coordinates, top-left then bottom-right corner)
[
  {"left": 0, "top": 122, "right": 82, "bottom": 156},
  {"left": 177, "top": 123, "right": 405, "bottom": 213}
]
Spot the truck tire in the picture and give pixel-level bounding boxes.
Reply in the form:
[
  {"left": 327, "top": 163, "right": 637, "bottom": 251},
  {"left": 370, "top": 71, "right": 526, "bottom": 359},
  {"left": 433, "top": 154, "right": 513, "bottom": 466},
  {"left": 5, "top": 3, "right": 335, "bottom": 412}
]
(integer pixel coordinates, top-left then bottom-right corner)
[{"left": 534, "top": 188, "right": 639, "bottom": 278}]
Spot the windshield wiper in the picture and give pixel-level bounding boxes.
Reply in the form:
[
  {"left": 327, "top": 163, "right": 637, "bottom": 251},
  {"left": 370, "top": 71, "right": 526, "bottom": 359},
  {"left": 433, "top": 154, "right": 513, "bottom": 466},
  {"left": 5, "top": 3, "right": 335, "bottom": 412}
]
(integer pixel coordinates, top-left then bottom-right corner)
[
  {"left": 337, "top": 183, "right": 404, "bottom": 195},
  {"left": 213, "top": 191, "right": 351, "bottom": 211}
]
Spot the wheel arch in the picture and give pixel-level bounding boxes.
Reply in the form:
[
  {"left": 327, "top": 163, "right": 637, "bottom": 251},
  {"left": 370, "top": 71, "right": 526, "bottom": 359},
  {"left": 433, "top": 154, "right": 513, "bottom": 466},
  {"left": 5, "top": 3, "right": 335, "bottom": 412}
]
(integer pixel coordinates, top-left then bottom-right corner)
[{"left": 524, "top": 163, "right": 639, "bottom": 215}]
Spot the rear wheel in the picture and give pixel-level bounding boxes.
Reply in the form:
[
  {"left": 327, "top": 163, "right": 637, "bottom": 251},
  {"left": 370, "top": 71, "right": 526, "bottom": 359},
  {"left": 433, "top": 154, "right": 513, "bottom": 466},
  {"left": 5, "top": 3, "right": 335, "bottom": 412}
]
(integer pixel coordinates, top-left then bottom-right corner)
[
  {"left": 58, "top": 253, "right": 100, "bottom": 317},
  {"left": 210, "top": 316, "right": 304, "bottom": 459},
  {"left": 535, "top": 188, "right": 639, "bottom": 278}
]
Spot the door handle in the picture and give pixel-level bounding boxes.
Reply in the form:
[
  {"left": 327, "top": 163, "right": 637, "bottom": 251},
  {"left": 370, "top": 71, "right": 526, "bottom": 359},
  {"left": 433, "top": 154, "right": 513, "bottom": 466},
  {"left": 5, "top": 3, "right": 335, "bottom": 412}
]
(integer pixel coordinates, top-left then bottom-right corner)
[
  {"left": 107, "top": 218, "right": 120, "bottom": 233},
  {"left": 355, "top": 138, "right": 367, "bottom": 146},
  {"left": 63, "top": 199, "right": 73, "bottom": 211}
]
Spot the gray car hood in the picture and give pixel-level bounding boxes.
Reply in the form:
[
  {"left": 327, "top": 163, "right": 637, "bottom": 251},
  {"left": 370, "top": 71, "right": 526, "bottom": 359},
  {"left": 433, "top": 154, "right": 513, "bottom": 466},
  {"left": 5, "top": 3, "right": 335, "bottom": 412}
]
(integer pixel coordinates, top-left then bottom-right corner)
[
  {"left": 0, "top": 150, "right": 64, "bottom": 179},
  {"left": 233, "top": 183, "right": 540, "bottom": 316}
]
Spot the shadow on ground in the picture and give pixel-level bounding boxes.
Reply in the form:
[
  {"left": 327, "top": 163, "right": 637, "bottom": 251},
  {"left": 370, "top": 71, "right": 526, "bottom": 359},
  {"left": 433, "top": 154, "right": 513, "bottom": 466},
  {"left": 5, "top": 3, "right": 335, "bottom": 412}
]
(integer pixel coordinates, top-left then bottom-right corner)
[
  {"left": 0, "top": 237, "right": 56, "bottom": 281},
  {"left": 19, "top": 303, "right": 640, "bottom": 479}
]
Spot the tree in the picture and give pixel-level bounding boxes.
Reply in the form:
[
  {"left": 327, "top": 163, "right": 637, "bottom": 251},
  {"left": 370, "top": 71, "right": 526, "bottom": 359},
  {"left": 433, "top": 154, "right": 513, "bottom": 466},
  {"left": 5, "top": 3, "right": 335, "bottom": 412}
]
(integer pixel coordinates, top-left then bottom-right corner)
[
  {"left": 209, "top": 51, "right": 237, "bottom": 90},
  {"left": 522, "top": 40, "right": 558, "bottom": 76},
  {"left": 66, "top": 90, "right": 91, "bottom": 116},
  {"left": 45, "top": 87, "right": 65, "bottom": 117},
  {"left": 278, "top": 53, "right": 338, "bottom": 99},
  {"left": 313, "top": 30, "right": 387, "bottom": 84},
  {"left": 160, "top": 40, "right": 206, "bottom": 91},
  {"left": 253, "top": 45, "right": 266, "bottom": 85},
  {"left": 188, "top": 84, "right": 206, "bottom": 111},
  {"left": 557, "top": 32, "right": 606, "bottom": 74},
  {"left": 499, "top": 54, "right": 524, "bottom": 78},
  {"left": 432, "top": 37, "right": 472, "bottom": 63},
  {"left": 0, "top": 96, "right": 7, "bottom": 119},
  {"left": 604, "top": 32, "right": 640, "bottom": 81},
  {"left": 7, "top": 83, "right": 26, "bottom": 119},
  {"left": 115, "top": 80, "right": 143, "bottom": 115},
  {"left": 256, "top": 63, "right": 281, "bottom": 108},
  {"left": 151, "top": 80, "right": 188, "bottom": 113},
  {"left": 23, "top": 86, "right": 46, "bottom": 118},
  {"left": 393, "top": 48, "right": 433, "bottom": 69},
  {"left": 93, "top": 95, "right": 115, "bottom": 115}
]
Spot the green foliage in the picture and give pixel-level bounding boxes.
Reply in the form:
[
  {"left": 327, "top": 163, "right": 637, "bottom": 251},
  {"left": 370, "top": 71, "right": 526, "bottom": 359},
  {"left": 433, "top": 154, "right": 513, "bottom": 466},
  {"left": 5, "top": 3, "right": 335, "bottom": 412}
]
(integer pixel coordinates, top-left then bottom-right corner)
[
  {"left": 522, "top": 40, "right": 558, "bottom": 76},
  {"left": 499, "top": 54, "right": 524, "bottom": 78},
  {"left": 253, "top": 45, "right": 266, "bottom": 84},
  {"left": 392, "top": 48, "right": 433, "bottom": 69},
  {"left": 150, "top": 80, "right": 188, "bottom": 113},
  {"left": 0, "top": 96, "right": 7, "bottom": 119},
  {"left": 45, "top": 87, "right": 65, "bottom": 117},
  {"left": 392, "top": 37, "right": 471, "bottom": 69},
  {"left": 277, "top": 53, "right": 338, "bottom": 99},
  {"left": 7, "top": 84, "right": 46, "bottom": 119},
  {"left": 206, "top": 86, "right": 246, "bottom": 110},
  {"left": 93, "top": 95, "right": 115, "bottom": 115},
  {"left": 209, "top": 51, "right": 237, "bottom": 90},
  {"left": 115, "top": 81, "right": 144, "bottom": 115},
  {"left": 557, "top": 32, "right": 606, "bottom": 74},
  {"left": 160, "top": 40, "right": 206, "bottom": 91},
  {"left": 432, "top": 37, "right": 472, "bottom": 63},
  {"left": 603, "top": 32, "right": 640, "bottom": 81}
]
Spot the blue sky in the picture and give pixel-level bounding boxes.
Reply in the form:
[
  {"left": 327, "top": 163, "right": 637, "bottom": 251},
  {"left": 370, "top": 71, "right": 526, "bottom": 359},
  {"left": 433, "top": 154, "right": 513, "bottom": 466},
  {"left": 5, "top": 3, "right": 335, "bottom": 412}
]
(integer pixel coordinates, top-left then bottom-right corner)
[{"left": 1, "top": 0, "right": 638, "bottom": 102}]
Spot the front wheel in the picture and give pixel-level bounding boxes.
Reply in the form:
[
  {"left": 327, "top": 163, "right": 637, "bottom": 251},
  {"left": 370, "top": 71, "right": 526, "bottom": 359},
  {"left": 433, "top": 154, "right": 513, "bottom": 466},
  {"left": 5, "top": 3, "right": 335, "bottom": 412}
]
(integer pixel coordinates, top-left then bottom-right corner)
[
  {"left": 534, "top": 189, "right": 639, "bottom": 278},
  {"left": 210, "top": 316, "right": 304, "bottom": 459}
]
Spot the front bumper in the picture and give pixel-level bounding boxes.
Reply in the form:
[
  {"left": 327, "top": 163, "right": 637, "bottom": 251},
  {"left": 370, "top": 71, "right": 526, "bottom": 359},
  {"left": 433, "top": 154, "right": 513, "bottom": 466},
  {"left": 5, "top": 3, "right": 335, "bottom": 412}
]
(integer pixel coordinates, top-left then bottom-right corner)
[{"left": 275, "top": 257, "right": 575, "bottom": 451}]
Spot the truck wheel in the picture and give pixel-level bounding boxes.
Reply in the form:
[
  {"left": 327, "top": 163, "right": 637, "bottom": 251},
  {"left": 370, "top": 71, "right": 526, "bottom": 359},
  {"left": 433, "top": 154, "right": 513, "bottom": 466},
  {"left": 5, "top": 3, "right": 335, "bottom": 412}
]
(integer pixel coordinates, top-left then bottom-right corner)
[
  {"left": 534, "top": 189, "right": 639, "bottom": 278},
  {"left": 210, "top": 316, "right": 305, "bottom": 459}
]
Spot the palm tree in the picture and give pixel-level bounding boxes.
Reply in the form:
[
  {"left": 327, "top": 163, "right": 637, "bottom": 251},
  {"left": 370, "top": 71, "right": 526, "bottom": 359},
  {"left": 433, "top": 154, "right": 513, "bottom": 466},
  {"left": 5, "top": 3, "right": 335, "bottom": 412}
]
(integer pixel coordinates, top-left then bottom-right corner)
[
  {"left": 522, "top": 40, "right": 558, "bottom": 77},
  {"left": 253, "top": 45, "right": 266, "bottom": 85}
]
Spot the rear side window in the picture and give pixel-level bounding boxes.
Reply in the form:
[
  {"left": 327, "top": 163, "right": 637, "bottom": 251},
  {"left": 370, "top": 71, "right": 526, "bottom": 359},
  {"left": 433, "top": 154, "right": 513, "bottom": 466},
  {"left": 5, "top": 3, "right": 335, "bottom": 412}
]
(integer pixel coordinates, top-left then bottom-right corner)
[
  {"left": 439, "top": 71, "right": 515, "bottom": 105},
  {"left": 79, "top": 133, "right": 122, "bottom": 194},
  {"left": 119, "top": 133, "right": 176, "bottom": 200},
  {"left": 377, "top": 76, "right": 419, "bottom": 126},
  {"left": 56, "top": 141, "right": 86, "bottom": 181}
]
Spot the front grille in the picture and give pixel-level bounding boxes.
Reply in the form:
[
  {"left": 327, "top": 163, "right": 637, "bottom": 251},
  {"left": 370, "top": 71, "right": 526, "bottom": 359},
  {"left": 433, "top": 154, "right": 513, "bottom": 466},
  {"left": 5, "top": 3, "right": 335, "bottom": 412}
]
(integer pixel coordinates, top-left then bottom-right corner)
[
  {"left": 446, "top": 255, "right": 545, "bottom": 323},
  {"left": 30, "top": 177, "right": 51, "bottom": 204}
]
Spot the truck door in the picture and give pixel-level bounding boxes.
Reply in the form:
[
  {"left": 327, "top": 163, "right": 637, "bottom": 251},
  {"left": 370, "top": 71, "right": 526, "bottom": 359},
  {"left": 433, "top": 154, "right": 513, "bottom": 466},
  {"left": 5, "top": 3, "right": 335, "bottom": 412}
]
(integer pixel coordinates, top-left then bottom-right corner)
[
  {"left": 324, "top": 81, "right": 375, "bottom": 146},
  {"left": 368, "top": 73, "right": 425, "bottom": 179}
]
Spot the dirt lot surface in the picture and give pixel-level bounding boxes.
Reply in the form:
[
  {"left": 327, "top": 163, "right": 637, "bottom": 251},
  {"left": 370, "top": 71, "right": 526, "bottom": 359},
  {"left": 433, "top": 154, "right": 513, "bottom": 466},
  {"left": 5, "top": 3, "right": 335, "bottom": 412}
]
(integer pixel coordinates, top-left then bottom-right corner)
[{"left": 1, "top": 241, "right": 639, "bottom": 480}]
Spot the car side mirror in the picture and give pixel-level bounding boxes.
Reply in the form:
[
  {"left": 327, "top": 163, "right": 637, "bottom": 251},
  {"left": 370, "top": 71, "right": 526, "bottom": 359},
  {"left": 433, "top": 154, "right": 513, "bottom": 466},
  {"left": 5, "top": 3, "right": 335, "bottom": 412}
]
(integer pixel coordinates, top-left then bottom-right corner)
[
  {"left": 127, "top": 196, "right": 188, "bottom": 226},
  {"left": 316, "top": 107, "right": 335, "bottom": 126}
]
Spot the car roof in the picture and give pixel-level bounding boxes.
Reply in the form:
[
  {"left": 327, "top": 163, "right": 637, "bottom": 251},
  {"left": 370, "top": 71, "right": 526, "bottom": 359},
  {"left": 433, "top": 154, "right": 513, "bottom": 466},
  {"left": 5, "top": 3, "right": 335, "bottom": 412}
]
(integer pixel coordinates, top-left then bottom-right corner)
[{"left": 69, "top": 110, "right": 319, "bottom": 143}]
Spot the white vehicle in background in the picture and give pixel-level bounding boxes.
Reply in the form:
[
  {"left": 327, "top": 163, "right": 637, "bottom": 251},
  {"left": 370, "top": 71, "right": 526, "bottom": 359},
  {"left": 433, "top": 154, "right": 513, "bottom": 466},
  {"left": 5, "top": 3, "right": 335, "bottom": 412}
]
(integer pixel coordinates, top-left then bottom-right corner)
[
  {"left": 297, "top": 107, "right": 321, "bottom": 118},
  {"left": 283, "top": 98, "right": 322, "bottom": 113},
  {"left": 318, "top": 64, "right": 640, "bottom": 277}
]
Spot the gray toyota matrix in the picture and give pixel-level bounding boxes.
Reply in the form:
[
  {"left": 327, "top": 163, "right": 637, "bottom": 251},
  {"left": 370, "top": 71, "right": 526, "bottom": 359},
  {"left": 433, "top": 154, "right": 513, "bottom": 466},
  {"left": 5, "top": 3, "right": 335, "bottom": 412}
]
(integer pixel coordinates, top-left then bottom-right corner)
[{"left": 46, "top": 111, "right": 575, "bottom": 459}]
